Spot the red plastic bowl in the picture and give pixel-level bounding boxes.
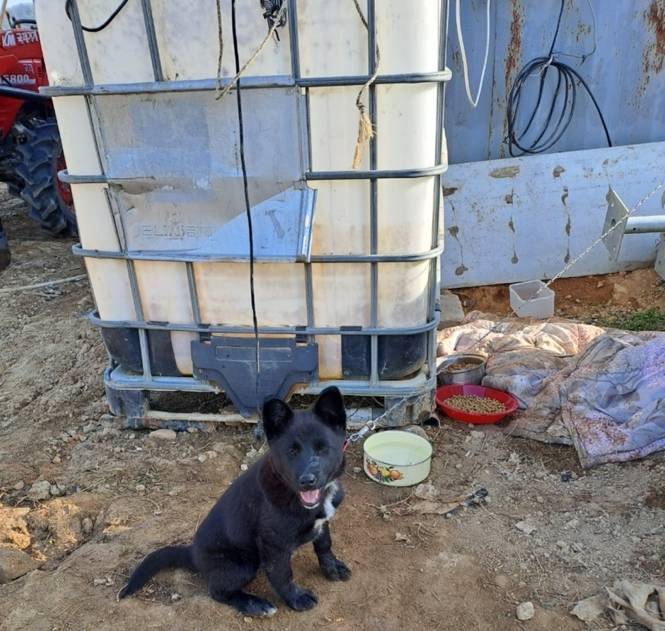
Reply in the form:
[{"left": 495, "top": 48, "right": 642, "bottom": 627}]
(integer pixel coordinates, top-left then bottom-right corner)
[{"left": 436, "top": 384, "right": 518, "bottom": 425}]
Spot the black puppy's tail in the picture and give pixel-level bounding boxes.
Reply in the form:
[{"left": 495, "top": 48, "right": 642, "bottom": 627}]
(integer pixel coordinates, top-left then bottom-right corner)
[{"left": 118, "top": 545, "right": 195, "bottom": 600}]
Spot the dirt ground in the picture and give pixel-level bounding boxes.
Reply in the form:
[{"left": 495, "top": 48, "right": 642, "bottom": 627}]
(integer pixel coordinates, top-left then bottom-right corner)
[
  {"left": 456, "top": 268, "right": 665, "bottom": 325},
  {"left": 2, "top": 191, "right": 665, "bottom": 631}
]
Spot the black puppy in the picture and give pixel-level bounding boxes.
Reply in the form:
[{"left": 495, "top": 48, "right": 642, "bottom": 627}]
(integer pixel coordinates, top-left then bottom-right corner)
[{"left": 118, "top": 387, "right": 350, "bottom": 616}]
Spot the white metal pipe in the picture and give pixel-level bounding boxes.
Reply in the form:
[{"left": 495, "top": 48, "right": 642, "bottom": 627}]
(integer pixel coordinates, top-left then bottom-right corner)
[{"left": 624, "top": 216, "right": 665, "bottom": 234}]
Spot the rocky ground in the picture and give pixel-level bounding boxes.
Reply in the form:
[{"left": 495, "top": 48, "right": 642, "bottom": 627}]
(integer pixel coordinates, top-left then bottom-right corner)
[{"left": 2, "top": 191, "right": 664, "bottom": 630}]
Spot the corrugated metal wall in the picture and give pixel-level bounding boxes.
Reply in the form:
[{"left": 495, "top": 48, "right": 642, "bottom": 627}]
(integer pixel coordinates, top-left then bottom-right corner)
[{"left": 445, "top": 0, "right": 665, "bottom": 164}]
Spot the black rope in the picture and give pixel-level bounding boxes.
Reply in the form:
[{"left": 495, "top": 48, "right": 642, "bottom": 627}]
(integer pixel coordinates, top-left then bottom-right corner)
[
  {"left": 65, "top": 0, "right": 130, "bottom": 33},
  {"left": 231, "top": 0, "right": 261, "bottom": 415},
  {"left": 505, "top": 0, "right": 611, "bottom": 156}
]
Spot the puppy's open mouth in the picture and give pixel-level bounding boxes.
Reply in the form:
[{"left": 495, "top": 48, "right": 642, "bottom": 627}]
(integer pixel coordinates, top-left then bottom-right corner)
[{"left": 299, "top": 489, "right": 321, "bottom": 508}]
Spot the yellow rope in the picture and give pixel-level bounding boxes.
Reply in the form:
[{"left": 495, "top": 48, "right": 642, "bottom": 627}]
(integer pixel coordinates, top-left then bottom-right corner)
[
  {"left": 351, "top": 0, "right": 381, "bottom": 169},
  {"left": 215, "top": 1, "right": 288, "bottom": 101}
]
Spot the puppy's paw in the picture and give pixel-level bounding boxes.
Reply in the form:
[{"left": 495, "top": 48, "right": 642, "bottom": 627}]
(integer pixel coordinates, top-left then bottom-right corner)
[
  {"left": 213, "top": 591, "right": 277, "bottom": 617},
  {"left": 321, "top": 557, "right": 352, "bottom": 582},
  {"left": 285, "top": 587, "right": 318, "bottom": 611},
  {"left": 241, "top": 596, "right": 278, "bottom": 617}
]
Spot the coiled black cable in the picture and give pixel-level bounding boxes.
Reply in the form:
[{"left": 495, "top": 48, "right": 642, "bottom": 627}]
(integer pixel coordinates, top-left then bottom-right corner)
[{"left": 505, "top": 0, "right": 612, "bottom": 156}]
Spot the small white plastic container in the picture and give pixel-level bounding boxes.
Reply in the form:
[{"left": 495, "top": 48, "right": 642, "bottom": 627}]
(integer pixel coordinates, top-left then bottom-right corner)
[{"left": 509, "top": 280, "right": 555, "bottom": 318}]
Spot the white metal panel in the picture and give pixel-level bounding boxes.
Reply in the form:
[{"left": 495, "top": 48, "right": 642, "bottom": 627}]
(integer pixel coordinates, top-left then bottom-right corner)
[{"left": 442, "top": 142, "right": 665, "bottom": 288}]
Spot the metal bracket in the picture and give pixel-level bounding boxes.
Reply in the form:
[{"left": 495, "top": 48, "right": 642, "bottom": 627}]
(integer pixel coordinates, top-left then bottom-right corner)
[
  {"left": 602, "top": 187, "right": 665, "bottom": 281},
  {"left": 602, "top": 187, "right": 630, "bottom": 261},
  {"left": 191, "top": 337, "right": 318, "bottom": 417}
]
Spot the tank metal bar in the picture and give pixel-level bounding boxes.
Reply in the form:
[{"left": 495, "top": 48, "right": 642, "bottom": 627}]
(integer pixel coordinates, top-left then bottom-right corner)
[
  {"left": 124, "top": 259, "right": 152, "bottom": 380},
  {"left": 426, "top": 255, "right": 439, "bottom": 380},
  {"left": 39, "top": 71, "right": 451, "bottom": 97},
  {"left": 298, "top": 71, "right": 452, "bottom": 87},
  {"left": 287, "top": 0, "right": 301, "bottom": 80},
  {"left": 105, "top": 368, "right": 219, "bottom": 393},
  {"left": 426, "top": 0, "right": 448, "bottom": 381},
  {"left": 41, "top": 78, "right": 292, "bottom": 96},
  {"left": 59, "top": 166, "right": 446, "bottom": 185},
  {"left": 81, "top": 97, "right": 107, "bottom": 177},
  {"left": 86, "top": 311, "right": 439, "bottom": 337},
  {"left": 104, "top": 365, "right": 436, "bottom": 398},
  {"left": 304, "top": 263, "right": 315, "bottom": 342},
  {"left": 67, "top": 0, "right": 94, "bottom": 86},
  {"left": 306, "top": 165, "right": 446, "bottom": 180},
  {"left": 299, "top": 374, "right": 436, "bottom": 397},
  {"left": 436, "top": 0, "right": 448, "bottom": 254},
  {"left": 442, "top": 0, "right": 451, "bottom": 98},
  {"left": 185, "top": 262, "right": 202, "bottom": 328},
  {"left": 368, "top": 0, "right": 379, "bottom": 386},
  {"left": 137, "top": 326, "right": 153, "bottom": 381},
  {"left": 72, "top": 244, "right": 442, "bottom": 264},
  {"left": 140, "top": 0, "right": 164, "bottom": 82},
  {"left": 303, "top": 87, "right": 315, "bottom": 342},
  {"left": 304, "top": 89, "right": 313, "bottom": 169},
  {"left": 434, "top": 0, "right": 447, "bottom": 254},
  {"left": 286, "top": 0, "right": 315, "bottom": 345}
]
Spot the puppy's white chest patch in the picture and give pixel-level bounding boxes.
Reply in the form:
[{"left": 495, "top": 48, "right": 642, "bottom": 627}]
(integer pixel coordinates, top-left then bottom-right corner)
[{"left": 314, "top": 482, "right": 338, "bottom": 532}]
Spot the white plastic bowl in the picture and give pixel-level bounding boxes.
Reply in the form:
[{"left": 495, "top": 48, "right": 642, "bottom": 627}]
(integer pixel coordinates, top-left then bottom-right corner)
[{"left": 363, "top": 430, "right": 432, "bottom": 487}]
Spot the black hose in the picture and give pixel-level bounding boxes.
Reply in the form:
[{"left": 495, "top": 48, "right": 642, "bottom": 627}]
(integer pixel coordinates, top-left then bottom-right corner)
[
  {"left": 65, "top": 0, "right": 130, "bottom": 33},
  {"left": 505, "top": 0, "right": 612, "bottom": 156},
  {"left": 230, "top": 0, "right": 261, "bottom": 414}
]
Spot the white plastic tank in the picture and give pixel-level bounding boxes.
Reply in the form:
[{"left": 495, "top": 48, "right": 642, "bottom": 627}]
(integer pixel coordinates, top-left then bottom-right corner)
[{"left": 36, "top": 0, "right": 448, "bottom": 411}]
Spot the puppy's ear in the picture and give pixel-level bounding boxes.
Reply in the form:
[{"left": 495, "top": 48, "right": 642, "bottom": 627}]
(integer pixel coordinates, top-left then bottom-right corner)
[
  {"left": 262, "top": 398, "right": 294, "bottom": 442},
  {"left": 314, "top": 386, "right": 346, "bottom": 433}
]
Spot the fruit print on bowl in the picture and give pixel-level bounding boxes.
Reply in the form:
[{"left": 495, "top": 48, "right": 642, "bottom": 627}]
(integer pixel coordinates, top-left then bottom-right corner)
[{"left": 365, "top": 458, "right": 404, "bottom": 483}]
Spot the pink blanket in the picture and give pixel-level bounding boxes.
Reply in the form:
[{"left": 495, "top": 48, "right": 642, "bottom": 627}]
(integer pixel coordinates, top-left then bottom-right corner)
[{"left": 438, "top": 313, "right": 665, "bottom": 467}]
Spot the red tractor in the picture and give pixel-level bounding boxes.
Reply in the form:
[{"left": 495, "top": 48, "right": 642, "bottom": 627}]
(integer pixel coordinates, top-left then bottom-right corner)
[{"left": 0, "top": 5, "right": 75, "bottom": 270}]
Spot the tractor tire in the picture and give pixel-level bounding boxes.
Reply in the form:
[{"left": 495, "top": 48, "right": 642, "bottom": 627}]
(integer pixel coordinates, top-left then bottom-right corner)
[{"left": 13, "top": 116, "right": 76, "bottom": 236}]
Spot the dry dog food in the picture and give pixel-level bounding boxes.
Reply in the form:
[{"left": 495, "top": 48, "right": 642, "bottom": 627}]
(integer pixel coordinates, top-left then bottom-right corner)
[
  {"left": 444, "top": 394, "right": 505, "bottom": 414},
  {"left": 445, "top": 361, "right": 481, "bottom": 373}
]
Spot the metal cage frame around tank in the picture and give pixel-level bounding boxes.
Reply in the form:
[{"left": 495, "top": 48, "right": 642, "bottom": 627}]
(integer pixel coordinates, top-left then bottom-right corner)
[{"left": 44, "top": 0, "right": 451, "bottom": 413}]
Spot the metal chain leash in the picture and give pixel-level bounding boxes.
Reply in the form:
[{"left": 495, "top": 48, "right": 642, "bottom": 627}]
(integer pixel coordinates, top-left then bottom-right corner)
[
  {"left": 345, "top": 419, "right": 378, "bottom": 448},
  {"left": 345, "top": 393, "right": 415, "bottom": 446}
]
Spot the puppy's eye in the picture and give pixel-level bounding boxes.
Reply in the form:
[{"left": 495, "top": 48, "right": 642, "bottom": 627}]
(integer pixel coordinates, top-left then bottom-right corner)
[
  {"left": 289, "top": 444, "right": 301, "bottom": 457},
  {"left": 314, "top": 443, "right": 328, "bottom": 455}
]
